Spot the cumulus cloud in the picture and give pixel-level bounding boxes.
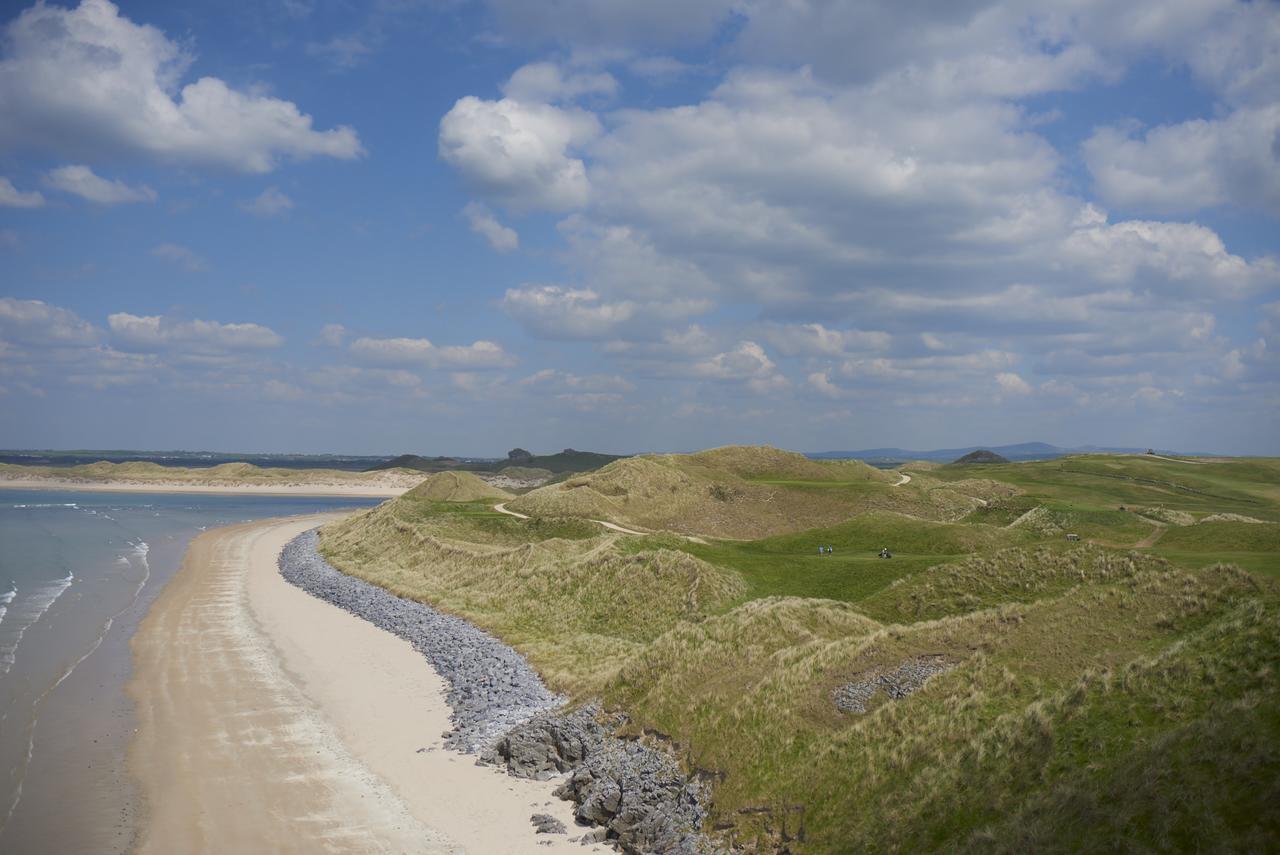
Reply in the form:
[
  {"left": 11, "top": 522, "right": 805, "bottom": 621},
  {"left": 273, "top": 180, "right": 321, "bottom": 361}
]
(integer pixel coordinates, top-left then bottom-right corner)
[
  {"left": 463, "top": 202, "right": 519, "bottom": 252},
  {"left": 502, "top": 62, "right": 618, "bottom": 104},
  {"left": 996, "top": 372, "right": 1032, "bottom": 396},
  {"left": 44, "top": 165, "right": 155, "bottom": 204},
  {"left": 501, "top": 285, "right": 706, "bottom": 340},
  {"left": 1057, "top": 214, "right": 1279, "bottom": 299},
  {"left": 438, "top": 96, "right": 599, "bottom": 210},
  {"left": 240, "top": 187, "right": 294, "bottom": 217},
  {"left": 1084, "top": 108, "right": 1280, "bottom": 217},
  {"left": 348, "top": 336, "right": 514, "bottom": 369},
  {"left": 0, "top": 176, "right": 43, "bottom": 207},
  {"left": 149, "top": 242, "right": 208, "bottom": 272},
  {"left": 107, "top": 313, "right": 284, "bottom": 352},
  {"left": 0, "top": 0, "right": 363, "bottom": 173},
  {"left": 0, "top": 298, "right": 97, "bottom": 345}
]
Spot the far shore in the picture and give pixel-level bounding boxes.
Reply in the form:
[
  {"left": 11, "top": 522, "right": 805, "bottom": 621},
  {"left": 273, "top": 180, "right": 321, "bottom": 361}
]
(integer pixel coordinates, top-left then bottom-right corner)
[{"left": 0, "top": 478, "right": 409, "bottom": 498}]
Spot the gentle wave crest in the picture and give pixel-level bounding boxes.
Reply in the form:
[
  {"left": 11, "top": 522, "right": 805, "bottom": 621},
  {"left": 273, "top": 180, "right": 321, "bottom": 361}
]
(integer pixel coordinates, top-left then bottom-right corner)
[{"left": 0, "top": 573, "right": 74, "bottom": 675}]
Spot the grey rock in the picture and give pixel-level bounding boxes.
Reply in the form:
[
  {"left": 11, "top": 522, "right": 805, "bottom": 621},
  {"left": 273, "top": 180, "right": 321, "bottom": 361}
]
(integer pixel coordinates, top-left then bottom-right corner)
[
  {"left": 280, "top": 529, "right": 715, "bottom": 855},
  {"left": 833, "top": 655, "right": 953, "bottom": 714},
  {"left": 279, "top": 529, "right": 562, "bottom": 752},
  {"left": 532, "top": 813, "right": 568, "bottom": 834}
]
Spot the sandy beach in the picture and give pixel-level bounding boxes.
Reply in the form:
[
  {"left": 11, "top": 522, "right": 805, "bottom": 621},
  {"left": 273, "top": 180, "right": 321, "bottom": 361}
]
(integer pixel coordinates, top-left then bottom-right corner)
[
  {"left": 128, "top": 516, "right": 590, "bottom": 854},
  {"left": 0, "top": 479, "right": 409, "bottom": 498}
]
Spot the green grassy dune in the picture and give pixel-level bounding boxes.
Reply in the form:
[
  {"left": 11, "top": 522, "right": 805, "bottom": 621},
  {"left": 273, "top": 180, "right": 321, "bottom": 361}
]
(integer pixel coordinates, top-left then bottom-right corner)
[{"left": 320, "top": 449, "right": 1280, "bottom": 852}]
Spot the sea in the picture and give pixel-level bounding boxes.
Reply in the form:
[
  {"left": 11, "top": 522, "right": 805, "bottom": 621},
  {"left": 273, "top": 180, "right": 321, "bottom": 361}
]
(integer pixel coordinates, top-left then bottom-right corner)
[{"left": 0, "top": 489, "right": 383, "bottom": 854}]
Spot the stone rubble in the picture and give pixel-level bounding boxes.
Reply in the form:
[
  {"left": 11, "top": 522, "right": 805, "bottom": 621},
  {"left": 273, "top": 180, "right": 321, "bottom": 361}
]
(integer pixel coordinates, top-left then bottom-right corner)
[{"left": 833, "top": 656, "right": 954, "bottom": 714}]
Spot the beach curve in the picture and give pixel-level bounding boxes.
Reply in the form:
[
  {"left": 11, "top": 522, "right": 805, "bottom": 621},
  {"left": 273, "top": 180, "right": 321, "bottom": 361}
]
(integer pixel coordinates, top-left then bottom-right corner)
[{"left": 128, "top": 516, "right": 590, "bottom": 854}]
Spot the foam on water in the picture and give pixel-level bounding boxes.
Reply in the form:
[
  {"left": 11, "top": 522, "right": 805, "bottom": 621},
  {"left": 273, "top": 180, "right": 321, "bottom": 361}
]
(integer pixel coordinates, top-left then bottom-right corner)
[
  {"left": 0, "top": 573, "right": 74, "bottom": 675},
  {"left": 0, "top": 584, "right": 16, "bottom": 628}
]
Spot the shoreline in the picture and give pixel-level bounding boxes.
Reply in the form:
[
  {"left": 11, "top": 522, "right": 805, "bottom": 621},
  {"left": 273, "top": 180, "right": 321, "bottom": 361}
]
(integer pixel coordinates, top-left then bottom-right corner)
[
  {"left": 127, "top": 516, "right": 591, "bottom": 854},
  {"left": 0, "top": 478, "right": 408, "bottom": 498}
]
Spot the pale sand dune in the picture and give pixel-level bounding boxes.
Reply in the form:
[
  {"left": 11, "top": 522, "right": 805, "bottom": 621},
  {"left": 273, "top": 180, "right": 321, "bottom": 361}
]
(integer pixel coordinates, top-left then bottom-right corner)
[
  {"left": 129, "top": 517, "right": 591, "bottom": 854},
  {"left": 0, "top": 478, "right": 408, "bottom": 498}
]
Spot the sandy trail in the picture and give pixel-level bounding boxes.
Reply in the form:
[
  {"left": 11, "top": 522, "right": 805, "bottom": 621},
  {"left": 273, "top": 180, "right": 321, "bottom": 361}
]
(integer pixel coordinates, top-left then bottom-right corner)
[
  {"left": 894, "top": 472, "right": 912, "bottom": 486},
  {"left": 1143, "top": 454, "right": 1208, "bottom": 465},
  {"left": 493, "top": 502, "right": 529, "bottom": 519},
  {"left": 129, "top": 516, "right": 589, "bottom": 855}
]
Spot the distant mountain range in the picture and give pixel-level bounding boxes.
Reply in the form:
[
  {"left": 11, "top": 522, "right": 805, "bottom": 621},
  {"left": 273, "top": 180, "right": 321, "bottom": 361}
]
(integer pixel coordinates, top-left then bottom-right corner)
[{"left": 807, "top": 442, "right": 1206, "bottom": 466}]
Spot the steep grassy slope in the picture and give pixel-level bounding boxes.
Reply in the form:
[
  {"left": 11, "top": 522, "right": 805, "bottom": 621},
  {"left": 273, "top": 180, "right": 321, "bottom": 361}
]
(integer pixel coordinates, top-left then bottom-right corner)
[
  {"left": 321, "top": 495, "right": 744, "bottom": 693},
  {"left": 320, "top": 447, "right": 1280, "bottom": 852}
]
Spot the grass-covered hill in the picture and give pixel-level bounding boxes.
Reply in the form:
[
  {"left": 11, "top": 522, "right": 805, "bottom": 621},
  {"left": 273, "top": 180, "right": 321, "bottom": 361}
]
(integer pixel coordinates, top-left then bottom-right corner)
[
  {"left": 404, "top": 470, "right": 512, "bottom": 502},
  {"left": 320, "top": 447, "right": 1280, "bottom": 852}
]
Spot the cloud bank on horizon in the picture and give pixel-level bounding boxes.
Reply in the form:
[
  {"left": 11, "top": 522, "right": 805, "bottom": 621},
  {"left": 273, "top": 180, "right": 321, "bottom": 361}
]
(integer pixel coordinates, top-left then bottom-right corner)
[{"left": 0, "top": 0, "right": 1276, "bottom": 455}]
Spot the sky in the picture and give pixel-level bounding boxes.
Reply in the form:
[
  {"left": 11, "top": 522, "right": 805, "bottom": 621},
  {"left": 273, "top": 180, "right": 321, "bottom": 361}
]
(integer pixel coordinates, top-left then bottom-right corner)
[{"left": 0, "top": 0, "right": 1278, "bottom": 456}]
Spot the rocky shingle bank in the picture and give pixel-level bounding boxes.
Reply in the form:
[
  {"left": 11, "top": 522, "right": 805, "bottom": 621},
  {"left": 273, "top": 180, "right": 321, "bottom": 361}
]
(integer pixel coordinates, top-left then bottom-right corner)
[
  {"left": 279, "top": 529, "right": 711, "bottom": 854},
  {"left": 833, "top": 656, "right": 954, "bottom": 714}
]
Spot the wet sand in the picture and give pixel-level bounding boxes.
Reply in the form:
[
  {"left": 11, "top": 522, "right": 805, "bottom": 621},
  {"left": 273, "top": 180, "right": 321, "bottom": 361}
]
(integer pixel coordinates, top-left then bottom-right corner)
[{"left": 128, "top": 516, "right": 589, "bottom": 854}]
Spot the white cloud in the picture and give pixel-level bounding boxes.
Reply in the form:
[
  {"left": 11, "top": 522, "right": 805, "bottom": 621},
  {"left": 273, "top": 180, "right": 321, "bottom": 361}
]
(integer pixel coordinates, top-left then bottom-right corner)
[
  {"left": 0, "top": 0, "right": 363, "bottom": 173},
  {"left": 764, "top": 323, "right": 891, "bottom": 357},
  {"left": 44, "top": 164, "right": 155, "bottom": 204},
  {"left": 438, "top": 96, "right": 599, "bottom": 210},
  {"left": 502, "top": 62, "right": 618, "bottom": 103},
  {"left": 0, "top": 176, "right": 43, "bottom": 207},
  {"left": 689, "top": 341, "right": 786, "bottom": 392},
  {"left": 462, "top": 202, "right": 519, "bottom": 252},
  {"left": 349, "top": 336, "right": 514, "bottom": 369},
  {"left": 1084, "top": 107, "right": 1280, "bottom": 217},
  {"left": 1057, "top": 215, "right": 1279, "bottom": 299},
  {"left": 149, "top": 242, "right": 208, "bottom": 272},
  {"left": 240, "top": 187, "right": 294, "bottom": 217},
  {"left": 519, "top": 368, "right": 633, "bottom": 392},
  {"left": 501, "top": 285, "right": 705, "bottom": 340},
  {"left": 107, "top": 313, "right": 284, "bottom": 352},
  {"left": 996, "top": 372, "right": 1032, "bottom": 396},
  {"left": 318, "top": 323, "right": 348, "bottom": 347},
  {"left": 0, "top": 298, "right": 97, "bottom": 345}
]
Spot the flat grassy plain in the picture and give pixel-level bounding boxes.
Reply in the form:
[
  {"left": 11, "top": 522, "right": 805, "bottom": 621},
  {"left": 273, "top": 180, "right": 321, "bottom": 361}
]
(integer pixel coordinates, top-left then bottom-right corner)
[{"left": 321, "top": 449, "right": 1280, "bottom": 852}]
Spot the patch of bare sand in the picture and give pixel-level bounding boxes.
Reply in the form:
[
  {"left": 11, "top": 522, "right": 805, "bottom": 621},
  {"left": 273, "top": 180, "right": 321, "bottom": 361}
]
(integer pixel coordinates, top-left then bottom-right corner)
[{"left": 130, "top": 517, "right": 592, "bottom": 854}]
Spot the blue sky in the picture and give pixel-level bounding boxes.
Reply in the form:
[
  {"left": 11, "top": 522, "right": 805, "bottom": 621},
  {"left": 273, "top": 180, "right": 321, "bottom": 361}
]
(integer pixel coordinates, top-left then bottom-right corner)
[{"left": 1, "top": 0, "right": 1277, "bottom": 456}]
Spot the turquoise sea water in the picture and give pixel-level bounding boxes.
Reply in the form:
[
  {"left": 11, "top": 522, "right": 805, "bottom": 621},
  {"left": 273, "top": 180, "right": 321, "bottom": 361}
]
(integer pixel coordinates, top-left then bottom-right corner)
[{"left": 0, "top": 490, "right": 381, "bottom": 854}]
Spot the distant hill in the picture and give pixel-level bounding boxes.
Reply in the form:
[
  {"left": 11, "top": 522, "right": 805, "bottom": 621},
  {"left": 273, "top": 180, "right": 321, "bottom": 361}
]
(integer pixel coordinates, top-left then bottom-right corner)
[
  {"left": 366, "top": 447, "right": 625, "bottom": 476},
  {"left": 810, "top": 442, "right": 1208, "bottom": 466},
  {"left": 953, "top": 449, "right": 1011, "bottom": 464},
  {"left": 405, "top": 471, "right": 512, "bottom": 502}
]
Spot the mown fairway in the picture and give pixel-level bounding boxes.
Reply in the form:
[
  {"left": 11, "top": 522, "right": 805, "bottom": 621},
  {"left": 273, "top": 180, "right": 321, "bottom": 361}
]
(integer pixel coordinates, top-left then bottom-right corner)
[{"left": 321, "top": 448, "right": 1280, "bottom": 852}]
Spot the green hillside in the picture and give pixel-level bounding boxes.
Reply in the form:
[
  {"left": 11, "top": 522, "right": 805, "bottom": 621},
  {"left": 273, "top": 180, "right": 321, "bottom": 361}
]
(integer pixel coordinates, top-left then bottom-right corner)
[{"left": 320, "top": 447, "right": 1280, "bottom": 852}]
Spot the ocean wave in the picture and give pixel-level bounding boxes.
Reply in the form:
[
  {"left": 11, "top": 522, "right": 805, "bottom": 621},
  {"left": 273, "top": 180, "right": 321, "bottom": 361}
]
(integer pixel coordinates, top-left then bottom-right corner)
[
  {"left": 9, "top": 503, "right": 79, "bottom": 510},
  {"left": 0, "top": 573, "right": 74, "bottom": 675},
  {"left": 0, "top": 583, "right": 15, "bottom": 627}
]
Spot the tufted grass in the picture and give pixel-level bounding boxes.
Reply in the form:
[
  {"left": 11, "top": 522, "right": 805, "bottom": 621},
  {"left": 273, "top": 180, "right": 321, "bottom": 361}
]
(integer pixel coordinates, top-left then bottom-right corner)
[{"left": 319, "top": 448, "right": 1280, "bottom": 852}]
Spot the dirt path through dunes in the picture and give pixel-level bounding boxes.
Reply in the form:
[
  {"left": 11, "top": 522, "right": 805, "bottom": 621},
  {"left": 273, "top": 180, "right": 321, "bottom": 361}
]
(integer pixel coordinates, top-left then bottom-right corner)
[
  {"left": 1144, "top": 454, "right": 1208, "bottom": 465},
  {"left": 130, "top": 517, "right": 588, "bottom": 855},
  {"left": 894, "top": 472, "right": 912, "bottom": 486},
  {"left": 493, "top": 502, "right": 529, "bottom": 519},
  {"left": 1134, "top": 523, "right": 1168, "bottom": 549}
]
